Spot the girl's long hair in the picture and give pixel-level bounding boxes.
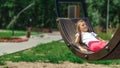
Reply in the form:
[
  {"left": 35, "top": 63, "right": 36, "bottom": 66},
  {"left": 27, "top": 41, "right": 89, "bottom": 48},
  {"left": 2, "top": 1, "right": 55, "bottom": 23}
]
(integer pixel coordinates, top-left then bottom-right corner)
[{"left": 76, "top": 20, "right": 86, "bottom": 43}]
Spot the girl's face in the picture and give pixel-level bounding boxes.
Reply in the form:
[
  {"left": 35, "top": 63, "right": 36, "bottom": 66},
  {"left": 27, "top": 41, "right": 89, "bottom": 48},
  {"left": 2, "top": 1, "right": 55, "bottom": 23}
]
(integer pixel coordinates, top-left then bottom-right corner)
[{"left": 79, "top": 21, "right": 88, "bottom": 32}]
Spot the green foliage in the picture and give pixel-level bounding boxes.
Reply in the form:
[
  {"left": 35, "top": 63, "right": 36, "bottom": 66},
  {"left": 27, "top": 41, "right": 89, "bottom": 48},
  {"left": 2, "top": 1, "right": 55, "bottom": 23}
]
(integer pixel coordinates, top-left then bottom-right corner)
[
  {"left": 0, "top": 0, "right": 57, "bottom": 29},
  {"left": 7, "top": 2, "right": 35, "bottom": 29},
  {"left": 0, "top": 0, "right": 120, "bottom": 30},
  {"left": 6, "top": 16, "right": 17, "bottom": 29},
  {"left": 86, "top": 0, "right": 120, "bottom": 29}
]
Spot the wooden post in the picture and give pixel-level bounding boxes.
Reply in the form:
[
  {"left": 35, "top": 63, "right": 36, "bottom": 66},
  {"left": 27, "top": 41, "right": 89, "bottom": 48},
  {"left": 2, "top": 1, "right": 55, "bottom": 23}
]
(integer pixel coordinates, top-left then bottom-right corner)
[
  {"left": 75, "top": 5, "right": 80, "bottom": 18},
  {"left": 26, "top": 27, "right": 31, "bottom": 38}
]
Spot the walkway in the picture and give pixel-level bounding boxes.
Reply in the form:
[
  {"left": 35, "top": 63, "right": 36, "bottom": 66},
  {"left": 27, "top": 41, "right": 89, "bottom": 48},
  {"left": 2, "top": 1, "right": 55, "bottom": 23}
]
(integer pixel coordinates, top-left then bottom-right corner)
[{"left": 0, "top": 32, "right": 62, "bottom": 56}]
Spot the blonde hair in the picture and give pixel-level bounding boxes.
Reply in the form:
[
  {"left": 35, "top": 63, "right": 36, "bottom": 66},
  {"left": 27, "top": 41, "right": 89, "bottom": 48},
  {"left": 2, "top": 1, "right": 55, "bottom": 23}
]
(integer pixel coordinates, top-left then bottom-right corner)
[
  {"left": 76, "top": 19, "right": 87, "bottom": 43},
  {"left": 76, "top": 19, "right": 86, "bottom": 33}
]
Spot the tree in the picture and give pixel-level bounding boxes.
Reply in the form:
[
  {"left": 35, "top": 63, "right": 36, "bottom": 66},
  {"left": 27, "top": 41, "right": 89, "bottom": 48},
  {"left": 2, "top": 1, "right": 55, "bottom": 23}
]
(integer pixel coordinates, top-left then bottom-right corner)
[
  {"left": 7, "top": 2, "right": 35, "bottom": 29},
  {"left": 86, "top": 0, "right": 120, "bottom": 29},
  {"left": 0, "top": 0, "right": 119, "bottom": 31},
  {"left": 0, "top": 0, "right": 15, "bottom": 28}
]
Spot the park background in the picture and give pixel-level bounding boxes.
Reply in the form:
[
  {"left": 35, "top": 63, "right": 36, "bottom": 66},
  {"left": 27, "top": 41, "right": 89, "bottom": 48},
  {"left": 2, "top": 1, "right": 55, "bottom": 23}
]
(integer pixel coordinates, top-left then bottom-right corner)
[
  {"left": 0, "top": 0, "right": 120, "bottom": 32},
  {"left": 0, "top": 0, "right": 120, "bottom": 68}
]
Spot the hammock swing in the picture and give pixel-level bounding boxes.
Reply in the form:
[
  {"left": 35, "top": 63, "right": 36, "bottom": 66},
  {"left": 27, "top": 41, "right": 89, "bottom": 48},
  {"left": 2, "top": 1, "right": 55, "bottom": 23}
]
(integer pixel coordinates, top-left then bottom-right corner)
[{"left": 55, "top": 0, "right": 120, "bottom": 60}]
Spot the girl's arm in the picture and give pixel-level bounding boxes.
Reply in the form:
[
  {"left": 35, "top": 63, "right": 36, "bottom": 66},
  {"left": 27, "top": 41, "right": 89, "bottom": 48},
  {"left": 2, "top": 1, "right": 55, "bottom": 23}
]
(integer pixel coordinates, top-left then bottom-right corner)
[
  {"left": 74, "top": 35, "right": 79, "bottom": 43},
  {"left": 74, "top": 34, "right": 87, "bottom": 52}
]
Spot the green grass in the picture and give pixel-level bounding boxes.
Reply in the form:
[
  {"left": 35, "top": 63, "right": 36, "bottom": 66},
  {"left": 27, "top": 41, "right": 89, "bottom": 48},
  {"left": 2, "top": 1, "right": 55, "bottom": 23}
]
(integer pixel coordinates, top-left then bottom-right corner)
[
  {"left": 0, "top": 29, "right": 39, "bottom": 37},
  {"left": 0, "top": 41, "right": 85, "bottom": 65},
  {"left": 97, "top": 32, "right": 111, "bottom": 41},
  {"left": 97, "top": 31, "right": 113, "bottom": 41},
  {"left": 0, "top": 31, "right": 119, "bottom": 65},
  {"left": 1, "top": 41, "right": 120, "bottom": 65},
  {"left": 97, "top": 30, "right": 115, "bottom": 41}
]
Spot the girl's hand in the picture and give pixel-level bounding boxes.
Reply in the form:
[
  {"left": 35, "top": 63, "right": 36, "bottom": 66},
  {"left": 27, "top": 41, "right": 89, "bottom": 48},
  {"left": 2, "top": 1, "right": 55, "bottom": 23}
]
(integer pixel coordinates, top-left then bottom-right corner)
[
  {"left": 80, "top": 48, "right": 88, "bottom": 52},
  {"left": 102, "top": 40, "right": 106, "bottom": 42},
  {"left": 78, "top": 46, "right": 88, "bottom": 52}
]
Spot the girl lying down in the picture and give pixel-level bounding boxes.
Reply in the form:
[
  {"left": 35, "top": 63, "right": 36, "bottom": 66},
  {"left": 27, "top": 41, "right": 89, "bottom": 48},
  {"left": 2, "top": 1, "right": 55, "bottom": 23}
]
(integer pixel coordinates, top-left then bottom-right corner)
[{"left": 74, "top": 19, "right": 108, "bottom": 52}]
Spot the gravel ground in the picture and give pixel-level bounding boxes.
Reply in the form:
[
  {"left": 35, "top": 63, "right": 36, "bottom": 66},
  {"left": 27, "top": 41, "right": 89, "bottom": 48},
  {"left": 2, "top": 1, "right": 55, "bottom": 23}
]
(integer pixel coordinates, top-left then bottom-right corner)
[{"left": 0, "top": 62, "right": 119, "bottom": 68}]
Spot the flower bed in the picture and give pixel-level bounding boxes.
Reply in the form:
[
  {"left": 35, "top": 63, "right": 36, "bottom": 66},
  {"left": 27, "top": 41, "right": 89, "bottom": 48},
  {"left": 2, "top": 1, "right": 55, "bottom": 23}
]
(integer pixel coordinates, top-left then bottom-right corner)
[{"left": 0, "top": 37, "right": 29, "bottom": 42}]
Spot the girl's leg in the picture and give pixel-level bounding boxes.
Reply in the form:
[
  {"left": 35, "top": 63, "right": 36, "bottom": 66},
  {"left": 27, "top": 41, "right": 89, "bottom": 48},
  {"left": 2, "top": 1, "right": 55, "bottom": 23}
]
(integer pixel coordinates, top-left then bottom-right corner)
[{"left": 88, "top": 41, "right": 108, "bottom": 52}]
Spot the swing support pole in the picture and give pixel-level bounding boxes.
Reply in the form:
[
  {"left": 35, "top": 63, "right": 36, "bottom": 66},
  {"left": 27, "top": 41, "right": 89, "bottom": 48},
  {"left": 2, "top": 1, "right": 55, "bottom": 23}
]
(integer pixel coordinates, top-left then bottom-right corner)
[{"left": 106, "top": 0, "right": 109, "bottom": 33}]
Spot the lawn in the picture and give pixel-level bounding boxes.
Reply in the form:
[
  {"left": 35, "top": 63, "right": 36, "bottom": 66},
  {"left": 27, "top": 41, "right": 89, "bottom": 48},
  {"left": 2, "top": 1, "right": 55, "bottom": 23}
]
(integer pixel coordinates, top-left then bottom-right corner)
[
  {"left": 0, "top": 41, "right": 120, "bottom": 65},
  {"left": 0, "top": 29, "right": 39, "bottom": 38},
  {"left": 0, "top": 41, "right": 84, "bottom": 65},
  {"left": 97, "top": 32, "right": 113, "bottom": 41},
  {"left": 0, "top": 30, "right": 119, "bottom": 65}
]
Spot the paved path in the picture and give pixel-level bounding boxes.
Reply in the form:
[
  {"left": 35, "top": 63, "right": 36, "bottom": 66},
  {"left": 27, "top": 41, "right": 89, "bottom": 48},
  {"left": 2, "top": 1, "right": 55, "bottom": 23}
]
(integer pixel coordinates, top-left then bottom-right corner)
[{"left": 0, "top": 32, "right": 62, "bottom": 56}]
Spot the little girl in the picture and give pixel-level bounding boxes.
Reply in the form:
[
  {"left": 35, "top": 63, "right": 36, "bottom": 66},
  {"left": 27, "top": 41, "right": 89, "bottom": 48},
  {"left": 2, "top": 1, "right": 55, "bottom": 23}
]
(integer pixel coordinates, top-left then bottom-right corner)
[{"left": 74, "top": 19, "right": 108, "bottom": 52}]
